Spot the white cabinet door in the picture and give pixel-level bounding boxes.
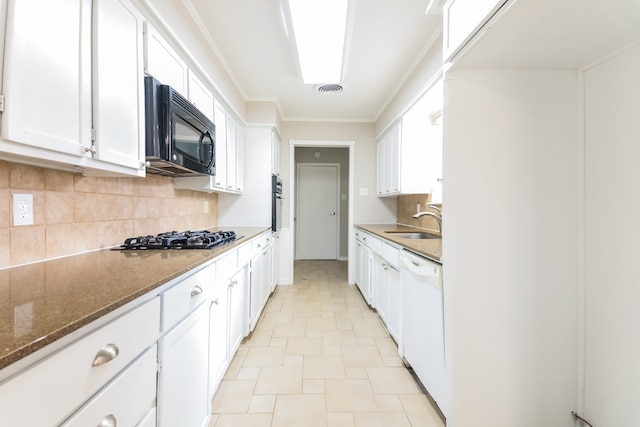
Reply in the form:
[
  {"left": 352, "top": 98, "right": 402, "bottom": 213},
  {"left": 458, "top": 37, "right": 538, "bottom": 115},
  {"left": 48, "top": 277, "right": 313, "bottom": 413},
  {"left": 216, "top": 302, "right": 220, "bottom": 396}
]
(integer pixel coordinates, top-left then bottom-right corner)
[
  {"left": 385, "top": 266, "right": 400, "bottom": 343},
  {"left": 157, "top": 302, "right": 210, "bottom": 427},
  {"left": 226, "top": 114, "right": 237, "bottom": 192},
  {"left": 376, "top": 138, "right": 385, "bottom": 195},
  {"left": 214, "top": 103, "right": 228, "bottom": 190},
  {"left": 271, "top": 129, "right": 281, "bottom": 175},
  {"left": 227, "top": 268, "right": 245, "bottom": 357},
  {"left": 92, "top": 0, "right": 145, "bottom": 171},
  {"left": 249, "top": 251, "right": 263, "bottom": 331},
  {"left": 236, "top": 124, "right": 244, "bottom": 192},
  {"left": 188, "top": 71, "right": 214, "bottom": 121},
  {"left": 209, "top": 283, "right": 229, "bottom": 396},
  {"left": 357, "top": 242, "right": 372, "bottom": 305},
  {"left": 2, "top": 0, "right": 92, "bottom": 157},
  {"left": 144, "top": 24, "right": 188, "bottom": 95},
  {"left": 386, "top": 125, "right": 400, "bottom": 194},
  {"left": 372, "top": 254, "right": 387, "bottom": 316}
]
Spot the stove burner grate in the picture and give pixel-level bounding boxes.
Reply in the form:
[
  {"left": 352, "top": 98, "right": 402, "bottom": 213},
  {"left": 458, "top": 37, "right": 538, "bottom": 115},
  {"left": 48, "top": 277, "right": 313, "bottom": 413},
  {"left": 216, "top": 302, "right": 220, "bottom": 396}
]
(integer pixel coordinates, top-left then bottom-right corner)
[{"left": 114, "top": 230, "right": 239, "bottom": 250}]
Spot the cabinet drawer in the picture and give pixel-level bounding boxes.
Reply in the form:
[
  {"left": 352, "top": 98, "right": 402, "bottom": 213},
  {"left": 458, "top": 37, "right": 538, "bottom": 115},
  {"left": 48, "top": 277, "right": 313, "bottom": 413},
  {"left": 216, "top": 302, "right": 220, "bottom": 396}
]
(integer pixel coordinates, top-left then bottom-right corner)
[
  {"left": 368, "top": 235, "right": 382, "bottom": 255},
  {"left": 382, "top": 242, "right": 400, "bottom": 269},
  {"left": 217, "top": 250, "right": 238, "bottom": 283},
  {"left": 0, "top": 298, "right": 160, "bottom": 427},
  {"left": 161, "top": 263, "right": 214, "bottom": 332},
  {"left": 61, "top": 345, "right": 157, "bottom": 426},
  {"left": 252, "top": 235, "right": 265, "bottom": 255},
  {"left": 237, "top": 242, "right": 251, "bottom": 267}
]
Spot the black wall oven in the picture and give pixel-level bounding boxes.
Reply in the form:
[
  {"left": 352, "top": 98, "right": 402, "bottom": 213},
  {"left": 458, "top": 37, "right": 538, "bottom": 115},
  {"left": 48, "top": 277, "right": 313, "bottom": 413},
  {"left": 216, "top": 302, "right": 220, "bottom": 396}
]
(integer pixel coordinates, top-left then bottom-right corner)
[
  {"left": 145, "top": 76, "right": 216, "bottom": 176},
  {"left": 272, "top": 175, "right": 282, "bottom": 232}
]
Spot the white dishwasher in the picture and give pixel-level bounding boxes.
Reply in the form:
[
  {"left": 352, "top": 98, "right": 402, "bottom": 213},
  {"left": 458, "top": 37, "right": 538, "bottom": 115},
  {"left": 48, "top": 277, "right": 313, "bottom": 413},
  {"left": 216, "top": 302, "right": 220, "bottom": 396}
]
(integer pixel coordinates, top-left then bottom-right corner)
[{"left": 399, "top": 249, "right": 446, "bottom": 417}]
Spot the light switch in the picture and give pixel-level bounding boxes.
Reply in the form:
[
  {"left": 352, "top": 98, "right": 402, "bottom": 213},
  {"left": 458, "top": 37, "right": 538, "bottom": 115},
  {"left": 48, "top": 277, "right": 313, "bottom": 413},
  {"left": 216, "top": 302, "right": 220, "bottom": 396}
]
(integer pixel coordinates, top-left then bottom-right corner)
[{"left": 359, "top": 188, "right": 368, "bottom": 196}]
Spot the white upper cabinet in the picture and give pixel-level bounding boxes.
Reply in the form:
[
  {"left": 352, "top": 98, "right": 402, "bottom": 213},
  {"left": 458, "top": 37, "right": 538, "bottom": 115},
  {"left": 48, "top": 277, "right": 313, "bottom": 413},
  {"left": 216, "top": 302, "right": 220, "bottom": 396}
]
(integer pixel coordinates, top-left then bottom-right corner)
[
  {"left": 2, "top": 0, "right": 92, "bottom": 159},
  {"left": 443, "top": 0, "right": 507, "bottom": 61},
  {"left": 226, "top": 114, "right": 237, "bottom": 192},
  {"left": 271, "top": 129, "right": 281, "bottom": 176},
  {"left": 377, "top": 79, "right": 443, "bottom": 197},
  {"left": 92, "top": 0, "right": 146, "bottom": 172},
  {"left": 188, "top": 71, "right": 214, "bottom": 122},
  {"left": 173, "top": 102, "right": 244, "bottom": 194},
  {"left": 0, "top": 0, "right": 146, "bottom": 176},
  {"left": 143, "top": 23, "right": 188, "bottom": 95},
  {"left": 214, "top": 102, "right": 228, "bottom": 190}
]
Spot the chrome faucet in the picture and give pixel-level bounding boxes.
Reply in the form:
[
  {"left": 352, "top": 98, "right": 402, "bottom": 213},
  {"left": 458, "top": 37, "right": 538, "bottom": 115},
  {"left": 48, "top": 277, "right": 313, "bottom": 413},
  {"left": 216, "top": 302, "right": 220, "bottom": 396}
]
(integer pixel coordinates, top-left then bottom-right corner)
[{"left": 413, "top": 204, "right": 442, "bottom": 234}]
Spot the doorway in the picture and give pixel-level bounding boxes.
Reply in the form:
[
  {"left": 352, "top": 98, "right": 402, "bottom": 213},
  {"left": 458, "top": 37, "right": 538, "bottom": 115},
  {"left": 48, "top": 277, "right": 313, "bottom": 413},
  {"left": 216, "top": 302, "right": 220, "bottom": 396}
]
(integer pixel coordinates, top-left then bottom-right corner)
[
  {"left": 287, "top": 140, "right": 355, "bottom": 282},
  {"left": 296, "top": 163, "right": 340, "bottom": 259}
]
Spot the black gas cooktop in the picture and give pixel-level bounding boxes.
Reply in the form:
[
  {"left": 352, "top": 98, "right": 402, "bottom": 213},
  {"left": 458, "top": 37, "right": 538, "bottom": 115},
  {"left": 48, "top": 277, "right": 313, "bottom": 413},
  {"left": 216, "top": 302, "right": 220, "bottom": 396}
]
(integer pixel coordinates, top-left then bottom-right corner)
[{"left": 114, "top": 230, "right": 241, "bottom": 250}]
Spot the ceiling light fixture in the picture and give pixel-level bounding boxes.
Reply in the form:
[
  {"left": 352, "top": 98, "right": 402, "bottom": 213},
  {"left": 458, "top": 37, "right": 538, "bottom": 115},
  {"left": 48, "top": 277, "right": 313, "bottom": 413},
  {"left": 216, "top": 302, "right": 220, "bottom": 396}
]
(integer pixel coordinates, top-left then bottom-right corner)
[{"left": 285, "top": 0, "right": 349, "bottom": 85}]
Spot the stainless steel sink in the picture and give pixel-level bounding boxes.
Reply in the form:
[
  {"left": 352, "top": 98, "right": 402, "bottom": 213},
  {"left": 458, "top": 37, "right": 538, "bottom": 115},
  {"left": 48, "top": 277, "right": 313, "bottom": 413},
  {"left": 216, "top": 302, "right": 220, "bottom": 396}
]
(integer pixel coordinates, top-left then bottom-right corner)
[{"left": 385, "top": 231, "right": 441, "bottom": 239}]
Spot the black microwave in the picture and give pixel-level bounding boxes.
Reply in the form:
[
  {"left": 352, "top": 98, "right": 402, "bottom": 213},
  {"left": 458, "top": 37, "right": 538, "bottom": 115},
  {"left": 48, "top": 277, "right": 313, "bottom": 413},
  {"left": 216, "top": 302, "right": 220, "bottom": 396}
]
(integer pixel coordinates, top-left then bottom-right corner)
[{"left": 144, "top": 76, "right": 216, "bottom": 176}]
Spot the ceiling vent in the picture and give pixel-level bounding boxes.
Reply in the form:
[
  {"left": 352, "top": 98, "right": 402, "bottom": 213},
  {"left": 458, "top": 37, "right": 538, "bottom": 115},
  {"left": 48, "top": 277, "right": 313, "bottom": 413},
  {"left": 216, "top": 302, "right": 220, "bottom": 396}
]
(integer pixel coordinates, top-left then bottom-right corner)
[{"left": 315, "top": 83, "right": 344, "bottom": 94}]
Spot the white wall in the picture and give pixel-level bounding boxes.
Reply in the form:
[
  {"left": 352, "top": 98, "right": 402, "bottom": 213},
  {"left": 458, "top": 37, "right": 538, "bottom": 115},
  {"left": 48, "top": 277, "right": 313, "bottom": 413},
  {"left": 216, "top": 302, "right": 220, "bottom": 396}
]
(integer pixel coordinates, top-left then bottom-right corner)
[
  {"left": 583, "top": 43, "right": 640, "bottom": 427},
  {"left": 280, "top": 121, "right": 396, "bottom": 226},
  {"left": 443, "top": 69, "right": 580, "bottom": 427},
  {"left": 217, "top": 127, "right": 271, "bottom": 228}
]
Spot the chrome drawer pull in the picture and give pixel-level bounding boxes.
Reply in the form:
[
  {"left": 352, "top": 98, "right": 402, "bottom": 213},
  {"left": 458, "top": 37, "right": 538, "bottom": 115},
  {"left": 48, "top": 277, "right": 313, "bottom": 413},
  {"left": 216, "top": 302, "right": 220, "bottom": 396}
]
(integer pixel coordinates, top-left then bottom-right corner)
[
  {"left": 92, "top": 344, "right": 119, "bottom": 367},
  {"left": 98, "top": 414, "right": 117, "bottom": 427},
  {"left": 230, "top": 280, "right": 238, "bottom": 288},
  {"left": 190, "top": 286, "right": 203, "bottom": 297},
  {"left": 212, "top": 298, "right": 219, "bottom": 305}
]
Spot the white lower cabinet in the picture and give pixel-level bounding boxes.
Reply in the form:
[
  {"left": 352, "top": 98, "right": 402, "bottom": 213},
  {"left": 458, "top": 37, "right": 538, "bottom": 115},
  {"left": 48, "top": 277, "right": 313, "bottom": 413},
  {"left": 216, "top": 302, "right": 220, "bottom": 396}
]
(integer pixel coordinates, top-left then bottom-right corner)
[
  {"left": 61, "top": 345, "right": 158, "bottom": 426},
  {"left": 228, "top": 268, "right": 246, "bottom": 357},
  {"left": 249, "top": 232, "right": 274, "bottom": 331},
  {"left": 208, "top": 279, "right": 229, "bottom": 399},
  {"left": 157, "top": 302, "right": 210, "bottom": 427},
  {"left": 370, "top": 245, "right": 401, "bottom": 343},
  {"left": 0, "top": 298, "right": 160, "bottom": 426},
  {"left": 385, "top": 266, "right": 401, "bottom": 342},
  {"left": 355, "top": 232, "right": 372, "bottom": 304},
  {"left": 0, "top": 234, "right": 270, "bottom": 427}
]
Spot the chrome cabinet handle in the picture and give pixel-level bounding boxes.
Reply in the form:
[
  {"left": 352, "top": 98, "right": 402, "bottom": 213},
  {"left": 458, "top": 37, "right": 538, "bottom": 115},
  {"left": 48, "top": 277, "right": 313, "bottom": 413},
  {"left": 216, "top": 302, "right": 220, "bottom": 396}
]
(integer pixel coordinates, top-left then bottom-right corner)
[
  {"left": 412, "top": 261, "right": 420, "bottom": 267},
  {"left": 212, "top": 298, "right": 219, "bottom": 306},
  {"left": 92, "top": 344, "right": 119, "bottom": 367},
  {"left": 98, "top": 414, "right": 117, "bottom": 427},
  {"left": 257, "top": 243, "right": 261, "bottom": 248},
  {"left": 229, "top": 280, "right": 238, "bottom": 288},
  {"left": 85, "top": 145, "right": 97, "bottom": 154},
  {"left": 190, "top": 286, "right": 203, "bottom": 297}
]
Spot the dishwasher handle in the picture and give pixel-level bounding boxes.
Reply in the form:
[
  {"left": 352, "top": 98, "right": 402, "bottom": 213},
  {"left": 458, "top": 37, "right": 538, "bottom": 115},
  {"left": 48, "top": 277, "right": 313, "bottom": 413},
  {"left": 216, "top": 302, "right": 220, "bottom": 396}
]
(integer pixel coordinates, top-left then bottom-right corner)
[{"left": 399, "top": 250, "right": 442, "bottom": 288}]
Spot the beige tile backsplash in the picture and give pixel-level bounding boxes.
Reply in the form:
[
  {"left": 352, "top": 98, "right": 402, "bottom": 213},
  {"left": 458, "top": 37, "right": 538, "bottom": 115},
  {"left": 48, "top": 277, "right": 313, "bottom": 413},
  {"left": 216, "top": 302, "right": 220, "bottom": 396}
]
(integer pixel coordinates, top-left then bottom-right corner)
[
  {"left": 0, "top": 160, "right": 218, "bottom": 268},
  {"left": 396, "top": 194, "right": 442, "bottom": 234}
]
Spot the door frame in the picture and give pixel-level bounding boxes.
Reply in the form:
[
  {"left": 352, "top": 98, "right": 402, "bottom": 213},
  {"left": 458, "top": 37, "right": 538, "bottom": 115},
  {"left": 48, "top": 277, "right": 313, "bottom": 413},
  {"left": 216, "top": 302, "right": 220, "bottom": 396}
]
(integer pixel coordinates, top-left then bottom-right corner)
[
  {"left": 295, "top": 163, "right": 341, "bottom": 260},
  {"left": 288, "top": 140, "right": 355, "bottom": 283}
]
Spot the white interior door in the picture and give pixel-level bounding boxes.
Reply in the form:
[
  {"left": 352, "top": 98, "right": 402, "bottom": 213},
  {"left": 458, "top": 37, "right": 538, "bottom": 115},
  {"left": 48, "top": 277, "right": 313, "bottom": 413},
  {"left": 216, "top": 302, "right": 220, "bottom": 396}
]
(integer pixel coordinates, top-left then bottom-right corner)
[{"left": 296, "top": 164, "right": 339, "bottom": 259}]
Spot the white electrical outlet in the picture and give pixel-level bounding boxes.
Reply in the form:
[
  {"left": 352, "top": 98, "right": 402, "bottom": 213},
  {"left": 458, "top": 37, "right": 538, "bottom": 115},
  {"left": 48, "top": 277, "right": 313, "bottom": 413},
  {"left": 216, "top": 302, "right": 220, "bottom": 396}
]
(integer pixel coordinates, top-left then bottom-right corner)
[
  {"left": 203, "top": 201, "right": 209, "bottom": 213},
  {"left": 13, "top": 194, "right": 34, "bottom": 226}
]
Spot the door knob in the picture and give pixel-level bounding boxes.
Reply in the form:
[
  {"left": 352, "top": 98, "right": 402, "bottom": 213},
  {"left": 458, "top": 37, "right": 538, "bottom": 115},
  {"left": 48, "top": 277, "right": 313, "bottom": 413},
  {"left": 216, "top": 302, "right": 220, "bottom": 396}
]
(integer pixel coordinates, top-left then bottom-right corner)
[{"left": 330, "top": 212, "right": 336, "bottom": 216}]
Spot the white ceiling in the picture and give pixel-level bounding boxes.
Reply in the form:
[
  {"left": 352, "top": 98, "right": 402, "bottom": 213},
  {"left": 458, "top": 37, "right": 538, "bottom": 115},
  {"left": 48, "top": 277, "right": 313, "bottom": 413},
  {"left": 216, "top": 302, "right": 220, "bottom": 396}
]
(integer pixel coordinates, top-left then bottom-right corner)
[{"left": 182, "top": 0, "right": 443, "bottom": 122}]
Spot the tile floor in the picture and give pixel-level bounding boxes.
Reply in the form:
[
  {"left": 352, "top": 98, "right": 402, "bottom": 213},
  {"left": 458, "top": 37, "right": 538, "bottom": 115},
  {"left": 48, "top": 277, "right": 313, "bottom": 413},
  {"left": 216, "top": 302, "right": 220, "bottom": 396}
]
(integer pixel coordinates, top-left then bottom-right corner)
[{"left": 210, "top": 260, "right": 445, "bottom": 427}]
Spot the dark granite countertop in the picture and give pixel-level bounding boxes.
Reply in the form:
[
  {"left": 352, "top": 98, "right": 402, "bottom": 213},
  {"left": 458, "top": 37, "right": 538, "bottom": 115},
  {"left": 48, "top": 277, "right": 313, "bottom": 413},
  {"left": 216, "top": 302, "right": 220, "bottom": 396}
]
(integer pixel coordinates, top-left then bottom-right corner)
[
  {"left": 0, "top": 226, "right": 269, "bottom": 372},
  {"left": 355, "top": 224, "right": 442, "bottom": 263}
]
